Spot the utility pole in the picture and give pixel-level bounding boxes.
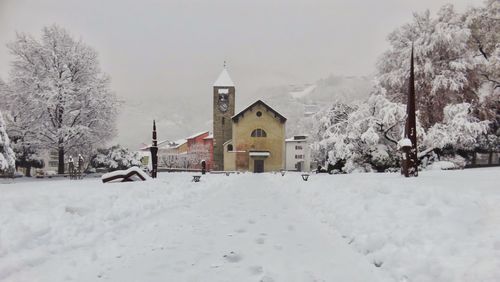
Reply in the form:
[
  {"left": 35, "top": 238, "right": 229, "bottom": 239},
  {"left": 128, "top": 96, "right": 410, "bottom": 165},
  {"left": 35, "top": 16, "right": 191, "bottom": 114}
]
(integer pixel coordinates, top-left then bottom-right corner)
[{"left": 150, "top": 120, "right": 158, "bottom": 178}]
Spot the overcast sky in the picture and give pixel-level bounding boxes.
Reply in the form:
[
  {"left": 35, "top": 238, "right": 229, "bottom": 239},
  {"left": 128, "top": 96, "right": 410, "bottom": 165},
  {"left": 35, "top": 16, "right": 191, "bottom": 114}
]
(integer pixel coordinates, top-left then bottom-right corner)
[{"left": 0, "top": 0, "right": 484, "bottom": 149}]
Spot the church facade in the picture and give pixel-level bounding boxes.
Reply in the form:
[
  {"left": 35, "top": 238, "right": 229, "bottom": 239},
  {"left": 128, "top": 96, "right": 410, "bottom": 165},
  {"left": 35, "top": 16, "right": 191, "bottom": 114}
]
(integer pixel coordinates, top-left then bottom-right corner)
[{"left": 212, "top": 67, "right": 287, "bottom": 172}]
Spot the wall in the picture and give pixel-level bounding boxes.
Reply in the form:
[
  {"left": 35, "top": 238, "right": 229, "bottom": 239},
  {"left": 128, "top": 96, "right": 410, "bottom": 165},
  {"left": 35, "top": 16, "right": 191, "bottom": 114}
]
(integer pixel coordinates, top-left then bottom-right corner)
[{"left": 223, "top": 141, "right": 236, "bottom": 171}]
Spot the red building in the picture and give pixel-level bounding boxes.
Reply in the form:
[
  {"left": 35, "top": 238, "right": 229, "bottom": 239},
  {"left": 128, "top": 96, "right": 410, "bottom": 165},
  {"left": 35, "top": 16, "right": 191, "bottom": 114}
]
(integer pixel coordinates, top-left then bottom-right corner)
[{"left": 186, "top": 131, "right": 214, "bottom": 171}]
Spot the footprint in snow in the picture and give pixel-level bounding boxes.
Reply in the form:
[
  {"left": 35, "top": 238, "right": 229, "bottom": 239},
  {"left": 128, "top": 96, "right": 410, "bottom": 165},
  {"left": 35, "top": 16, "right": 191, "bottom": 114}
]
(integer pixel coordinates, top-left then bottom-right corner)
[
  {"left": 260, "top": 275, "right": 275, "bottom": 282},
  {"left": 255, "top": 237, "right": 266, "bottom": 244},
  {"left": 248, "top": 219, "right": 256, "bottom": 224},
  {"left": 223, "top": 251, "right": 242, "bottom": 263},
  {"left": 249, "top": 265, "right": 264, "bottom": 275},
  {"left": 235, "top": 228, "right": 246, "bottom": 233}
]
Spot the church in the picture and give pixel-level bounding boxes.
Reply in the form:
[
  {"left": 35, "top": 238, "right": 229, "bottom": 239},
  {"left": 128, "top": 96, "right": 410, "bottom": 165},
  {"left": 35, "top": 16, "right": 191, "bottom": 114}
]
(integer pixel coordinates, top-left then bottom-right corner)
[{"left": 212, "top": 67, "right": 287, "bottom": 173}]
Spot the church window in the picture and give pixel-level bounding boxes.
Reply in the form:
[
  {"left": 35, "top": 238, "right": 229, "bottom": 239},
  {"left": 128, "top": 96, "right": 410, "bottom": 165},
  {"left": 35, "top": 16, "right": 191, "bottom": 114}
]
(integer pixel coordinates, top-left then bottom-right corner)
[
  {"left": 251, "top": 128, "right": 267, "bottom": 137},
  {"left": 222, "top": 117, "right": 225, "bottom": 124},
  {"left": 227, "top": 144, "right": 233, "bottom": 151},
  {"left": 256, "top": 111, "right": 262, "bottom": 117}
]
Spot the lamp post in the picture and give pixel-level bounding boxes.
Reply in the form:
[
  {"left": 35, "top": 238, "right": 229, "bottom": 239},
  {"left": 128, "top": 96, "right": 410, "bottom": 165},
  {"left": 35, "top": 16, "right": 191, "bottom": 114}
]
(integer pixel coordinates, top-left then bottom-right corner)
[
  {"left": 402, "top": 44, "right": 419, "bottom": 177},
  {"left": 150, "top": 120, "right": 158, "bottom": 178}
]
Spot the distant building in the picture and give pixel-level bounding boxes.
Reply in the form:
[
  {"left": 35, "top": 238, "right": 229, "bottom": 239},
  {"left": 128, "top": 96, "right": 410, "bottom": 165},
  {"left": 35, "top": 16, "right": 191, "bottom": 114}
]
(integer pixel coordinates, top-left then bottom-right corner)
[
  {"left": 186, "top": 131, "right": 213, "bottom": 170},
  {"left": 139, "top": 131, "right": 214, "bottom": 171},
  {"left": 285, "top": 135, "right": 311, "bottom": 172},
  {"left": 42, "top": 149, "right": 60, "bottom": 173},
  {"left": 157, "top": 139, "right": 188, "bottom": 169},
  {"left": 224, "top": 100, "right": 287, "bottom": 172}
]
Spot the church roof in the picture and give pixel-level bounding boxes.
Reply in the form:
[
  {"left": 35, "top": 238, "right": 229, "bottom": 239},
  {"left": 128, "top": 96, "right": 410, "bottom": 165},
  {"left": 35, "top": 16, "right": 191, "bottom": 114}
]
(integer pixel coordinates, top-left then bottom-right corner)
[
  {"left": 232, "top": 100, "right": 287, "bottom": 124},
  {"left": 213, "top": 68, "right": 235, "bottom": 87}
]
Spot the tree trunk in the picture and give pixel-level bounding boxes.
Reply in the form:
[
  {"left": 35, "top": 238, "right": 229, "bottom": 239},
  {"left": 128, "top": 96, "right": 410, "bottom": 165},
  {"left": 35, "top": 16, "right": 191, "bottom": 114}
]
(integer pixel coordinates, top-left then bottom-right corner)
[
  {"left": 26, "top": 166, "right": 32, "bottom": 177},
  {"left": 58, "top": 145, "right": 65, "bottom": 174}
]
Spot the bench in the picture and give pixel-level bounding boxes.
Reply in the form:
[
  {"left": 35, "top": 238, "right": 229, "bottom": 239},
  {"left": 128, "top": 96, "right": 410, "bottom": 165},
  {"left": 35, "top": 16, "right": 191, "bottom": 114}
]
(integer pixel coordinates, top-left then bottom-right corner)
[{"left": 301, "top": 173, "right": 310, "bottom": 181}]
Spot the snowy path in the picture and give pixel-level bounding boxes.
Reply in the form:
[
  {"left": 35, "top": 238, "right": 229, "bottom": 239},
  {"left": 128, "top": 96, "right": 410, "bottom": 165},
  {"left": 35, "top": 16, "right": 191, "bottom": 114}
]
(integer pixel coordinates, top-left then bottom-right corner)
[{"left": 76, "top": 174, "right": 384, "bottom": 282}]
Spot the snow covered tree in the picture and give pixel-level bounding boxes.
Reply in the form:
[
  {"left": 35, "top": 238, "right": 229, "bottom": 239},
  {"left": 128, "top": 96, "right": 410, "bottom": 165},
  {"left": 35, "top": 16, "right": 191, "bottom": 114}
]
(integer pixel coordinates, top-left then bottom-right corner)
[
  {"left": 424, "top": 103, "right": 489, "bottom": 152},
  {"left": 465, "top": 0, "right": 500, "bottom": 156},
  {"left": 465, "top": 0, "right": 500, "bottom": 90},
  {"left": 90, "top": 145, "right": 141, "bottom": 172},
  {"left": 0, "top": 82, "right": 44, "bottom": 176},
  {"left": 312, "top": 103, "right": 355, "bottom": 165},
  {"left": 160, "top": 153, "right": 187, "bottom": 169},
  {"left": 313, "top": 92, "right": 424, "bottom": 172},
  {"left": 0, "top": 110, "right": 16, "bottom": 176},
  {"left": 377, "top": 4, "right": 480, "bottom": 129},
  {"left": 4, "top": 25, "right": 118, "bottom": 174}
]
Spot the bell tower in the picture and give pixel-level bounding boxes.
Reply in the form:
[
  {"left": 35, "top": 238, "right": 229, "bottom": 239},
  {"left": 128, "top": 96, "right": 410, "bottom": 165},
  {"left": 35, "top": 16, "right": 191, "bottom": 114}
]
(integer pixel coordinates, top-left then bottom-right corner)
[{"left": 212, "top": 64, "right": 235, "bottom": 171}]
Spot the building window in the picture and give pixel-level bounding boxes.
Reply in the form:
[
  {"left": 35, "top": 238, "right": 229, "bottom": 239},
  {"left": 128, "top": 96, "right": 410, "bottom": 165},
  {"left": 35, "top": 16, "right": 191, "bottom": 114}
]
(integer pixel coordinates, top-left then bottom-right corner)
[
  {"left": 227, "top": 144, "right": 233, "bottom": 152},
  {"left": 295, "top": 154, "right": 304, "bottom": 159},
  {"left": 256, "top": 111, "right": 262, "bottom": 117},
  {"left": 251, "top": 128, "right": 267, "bottom": 137},
  {"left": 295, "top": 145, "right": 303, "bottom": 150},
  {"left": 222, "top": 117, "right": 225, "bottom": 124}
]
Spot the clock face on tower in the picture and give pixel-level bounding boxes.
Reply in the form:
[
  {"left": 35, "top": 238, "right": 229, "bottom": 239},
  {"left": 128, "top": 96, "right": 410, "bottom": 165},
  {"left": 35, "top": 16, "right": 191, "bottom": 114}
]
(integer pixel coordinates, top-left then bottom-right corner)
[{"left": 218, "top": 93, "right": 229, "bottom": 112}]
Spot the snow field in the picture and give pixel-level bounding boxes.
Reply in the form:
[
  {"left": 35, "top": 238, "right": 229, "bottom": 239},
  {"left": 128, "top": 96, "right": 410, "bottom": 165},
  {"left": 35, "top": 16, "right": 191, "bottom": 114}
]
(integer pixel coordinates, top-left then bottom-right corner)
[
  {"left": 281, "top": 168, "right": 500, "bottom": 281},
  {"left": 1, "top": 168, "right": 499, "bottom": 281},
  {"left": 0, "top": 176, "right": 216, "bottom": 281}
]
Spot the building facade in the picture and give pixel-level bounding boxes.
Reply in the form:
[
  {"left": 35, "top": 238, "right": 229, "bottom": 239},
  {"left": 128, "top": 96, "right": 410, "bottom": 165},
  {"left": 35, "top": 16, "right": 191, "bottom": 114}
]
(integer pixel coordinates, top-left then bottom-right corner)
[
  {"left": 186, "top": 131, "right": 213, "bottom": 170},
  {"left": 285, "top": 135, "right": 311, "bottom": 172},
  {"left": 224, "top": 100, "right": 286, "bottom": 172}
]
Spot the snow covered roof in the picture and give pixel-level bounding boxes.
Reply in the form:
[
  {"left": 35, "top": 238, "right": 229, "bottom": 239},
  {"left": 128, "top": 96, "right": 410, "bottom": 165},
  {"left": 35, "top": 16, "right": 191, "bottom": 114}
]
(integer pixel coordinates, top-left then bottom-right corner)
[
  {"left": 168, "top": 139, "right": 187, "bottom": 149},
  {"left": 186, "top": 131, "right": 209, "bottom": 140},
  {"left": 213, "top": 68, "right": 235, "bottom": 87},
  {"left": 203, "top": 134, "right": 213, "bottom": 140},
  {"left": 139, "top": 139, "right": 170, "bottom": 150}
]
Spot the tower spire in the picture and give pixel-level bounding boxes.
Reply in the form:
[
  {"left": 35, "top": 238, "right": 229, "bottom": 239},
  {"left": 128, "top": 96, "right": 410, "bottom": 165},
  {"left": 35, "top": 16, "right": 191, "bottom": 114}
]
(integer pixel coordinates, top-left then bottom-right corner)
[
  {"left": 402, "top": 43, "right": 418, "bottom": 177},
  {"left": 150, "top": 120, "right": 158, "bottom": 178}
]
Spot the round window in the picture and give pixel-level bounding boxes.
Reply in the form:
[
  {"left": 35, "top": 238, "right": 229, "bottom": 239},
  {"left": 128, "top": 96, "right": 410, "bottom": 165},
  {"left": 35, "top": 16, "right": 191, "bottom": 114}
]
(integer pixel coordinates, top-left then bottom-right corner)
[{"left": 256, "top": 111, "right": 262, "bottom": 117}]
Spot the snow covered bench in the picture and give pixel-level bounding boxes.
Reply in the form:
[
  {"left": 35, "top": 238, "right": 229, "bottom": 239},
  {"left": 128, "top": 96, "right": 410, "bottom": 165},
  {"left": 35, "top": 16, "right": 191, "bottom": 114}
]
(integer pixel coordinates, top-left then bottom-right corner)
[{"left": 101, "top": 167, "right": 150, "bottom": 183}]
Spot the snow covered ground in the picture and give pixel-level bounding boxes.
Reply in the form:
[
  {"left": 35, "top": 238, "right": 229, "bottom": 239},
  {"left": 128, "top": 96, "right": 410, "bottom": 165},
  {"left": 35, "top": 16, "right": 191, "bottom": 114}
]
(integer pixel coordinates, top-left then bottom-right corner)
[{"left": 1, "top": 168, "right": 499, "bottom": 282}]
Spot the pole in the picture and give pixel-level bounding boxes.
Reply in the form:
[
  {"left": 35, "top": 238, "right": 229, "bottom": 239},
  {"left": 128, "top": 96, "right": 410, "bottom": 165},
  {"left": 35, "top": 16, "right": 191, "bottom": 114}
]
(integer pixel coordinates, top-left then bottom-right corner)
[{"left": 150, "top": 120, "right": 158, "bottom": 178}]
